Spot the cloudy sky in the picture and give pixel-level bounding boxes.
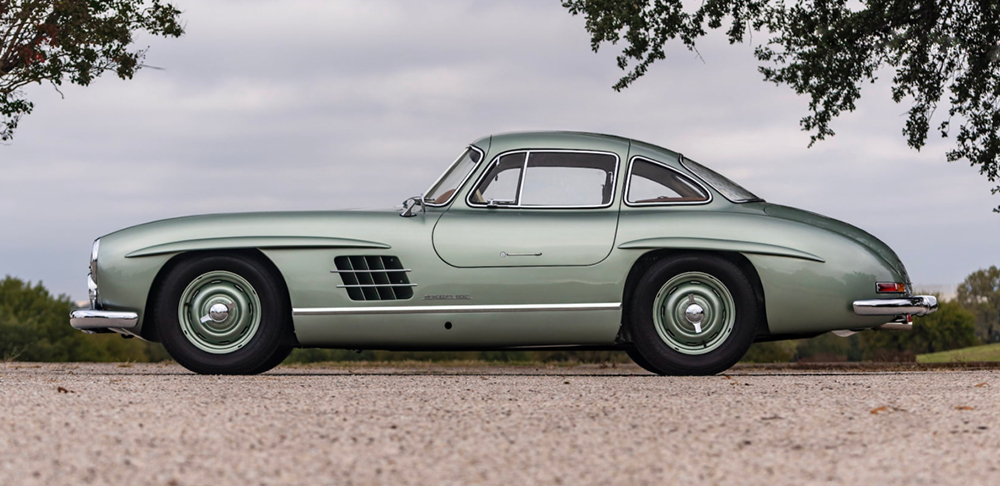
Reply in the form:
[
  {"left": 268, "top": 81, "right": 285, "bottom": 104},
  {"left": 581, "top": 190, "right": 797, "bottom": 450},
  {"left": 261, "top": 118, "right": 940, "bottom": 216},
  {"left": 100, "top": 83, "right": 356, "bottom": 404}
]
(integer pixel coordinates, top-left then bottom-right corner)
[{"left": 2, "top": 0, "right": 997, "bottom": 301}]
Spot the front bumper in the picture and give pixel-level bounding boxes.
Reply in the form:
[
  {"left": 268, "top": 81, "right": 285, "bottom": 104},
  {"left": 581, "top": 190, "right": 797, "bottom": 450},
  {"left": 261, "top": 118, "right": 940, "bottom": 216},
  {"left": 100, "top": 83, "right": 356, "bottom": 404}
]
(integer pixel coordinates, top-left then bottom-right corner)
[
  {"left": 69, "top": 309, "right": 139, "bottom": 334},
  {"left": 852, "top": 295, "right": 939, "bottom": 317}
]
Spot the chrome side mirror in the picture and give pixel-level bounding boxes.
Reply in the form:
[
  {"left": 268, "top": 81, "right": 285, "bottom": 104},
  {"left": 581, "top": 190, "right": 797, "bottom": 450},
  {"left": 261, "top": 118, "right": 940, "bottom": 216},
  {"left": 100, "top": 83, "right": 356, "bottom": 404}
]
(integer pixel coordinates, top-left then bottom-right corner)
[{"left": 400, "top": 196, "right": 425, "bottom": 217}]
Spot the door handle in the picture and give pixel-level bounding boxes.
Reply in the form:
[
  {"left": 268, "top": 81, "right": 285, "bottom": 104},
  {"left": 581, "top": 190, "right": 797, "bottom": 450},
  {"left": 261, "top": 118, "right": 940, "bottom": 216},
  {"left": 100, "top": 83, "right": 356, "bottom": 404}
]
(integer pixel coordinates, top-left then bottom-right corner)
[{"left": 500, "top": 252, "right": 542, "bottom": 258}]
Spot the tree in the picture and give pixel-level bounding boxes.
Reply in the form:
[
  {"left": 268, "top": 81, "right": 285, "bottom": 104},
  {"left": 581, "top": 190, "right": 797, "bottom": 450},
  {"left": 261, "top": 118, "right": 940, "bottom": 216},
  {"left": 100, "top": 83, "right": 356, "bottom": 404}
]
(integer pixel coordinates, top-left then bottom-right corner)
[
  {"left": 562, "top": 1, "right": 1000, "bottom": 210},
  {"left": 0, "top": 275, "right": 165, "bottom": 362},
  {"left": 957, "top": 266, "right": 1000, "bottom": 342},
  {"left": 1, "top": 0, "right": 183, "bottom": 141}
]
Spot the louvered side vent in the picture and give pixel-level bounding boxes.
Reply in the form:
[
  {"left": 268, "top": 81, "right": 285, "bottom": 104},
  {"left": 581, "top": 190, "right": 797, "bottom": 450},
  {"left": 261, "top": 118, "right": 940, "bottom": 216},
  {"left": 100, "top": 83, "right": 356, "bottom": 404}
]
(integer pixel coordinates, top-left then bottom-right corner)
[{"left": 333, "top": 256, "right": 414, "bottom": 301}]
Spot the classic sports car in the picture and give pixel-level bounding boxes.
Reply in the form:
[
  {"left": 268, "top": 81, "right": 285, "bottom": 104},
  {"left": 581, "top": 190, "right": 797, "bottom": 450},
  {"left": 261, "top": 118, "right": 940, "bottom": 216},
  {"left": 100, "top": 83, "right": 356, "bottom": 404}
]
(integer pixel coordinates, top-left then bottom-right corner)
[{"left": 70, "top": 131, "right": 937, "bottom": 375}]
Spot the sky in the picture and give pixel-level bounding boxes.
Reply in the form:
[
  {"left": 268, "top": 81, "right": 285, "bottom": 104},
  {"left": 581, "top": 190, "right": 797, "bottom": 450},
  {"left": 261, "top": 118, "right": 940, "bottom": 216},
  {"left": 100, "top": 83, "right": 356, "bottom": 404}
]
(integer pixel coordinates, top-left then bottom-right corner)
[{"left": 1, "top": 0, "right": 997, "bottom": 302}]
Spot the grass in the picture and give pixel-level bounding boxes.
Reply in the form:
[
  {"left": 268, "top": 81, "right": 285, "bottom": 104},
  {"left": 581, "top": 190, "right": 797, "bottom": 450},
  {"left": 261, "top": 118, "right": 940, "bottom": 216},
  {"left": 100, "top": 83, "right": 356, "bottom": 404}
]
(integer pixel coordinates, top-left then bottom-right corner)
[{"left": 917, "top": 343, "right": 1000, "bottom": 363}]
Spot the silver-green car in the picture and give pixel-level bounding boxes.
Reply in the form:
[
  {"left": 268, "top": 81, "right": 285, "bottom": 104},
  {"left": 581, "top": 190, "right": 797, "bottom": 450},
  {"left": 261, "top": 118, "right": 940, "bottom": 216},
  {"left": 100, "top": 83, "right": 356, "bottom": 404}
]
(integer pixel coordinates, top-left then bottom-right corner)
[{"left": 70, "top": 131, "right": 937, "bottom": 375}]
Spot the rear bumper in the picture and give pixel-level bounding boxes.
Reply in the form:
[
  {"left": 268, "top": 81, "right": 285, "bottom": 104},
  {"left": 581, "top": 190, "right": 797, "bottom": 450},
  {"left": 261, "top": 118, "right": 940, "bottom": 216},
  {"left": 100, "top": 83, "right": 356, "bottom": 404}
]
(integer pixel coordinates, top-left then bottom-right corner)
[
  {"left": 69, "top": 309, "right": 139, "bottom": 334},
  {"left": 852, "top": 295, "right": 938, "bottom": 317}
]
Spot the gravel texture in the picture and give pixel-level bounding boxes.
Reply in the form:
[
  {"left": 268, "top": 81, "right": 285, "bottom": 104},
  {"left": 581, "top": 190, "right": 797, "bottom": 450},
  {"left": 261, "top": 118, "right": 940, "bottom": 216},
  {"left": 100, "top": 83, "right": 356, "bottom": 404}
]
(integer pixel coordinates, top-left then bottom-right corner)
[{"left": 1, "top": 362, "right": 998, "bottom": 486}]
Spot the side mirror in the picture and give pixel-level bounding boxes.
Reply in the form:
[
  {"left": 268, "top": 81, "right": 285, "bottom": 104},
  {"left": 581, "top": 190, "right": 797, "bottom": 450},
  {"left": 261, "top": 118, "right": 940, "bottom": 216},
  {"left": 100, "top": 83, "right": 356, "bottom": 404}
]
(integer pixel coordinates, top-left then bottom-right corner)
[{"left": 400, "top": 196, "right": 425, "bottom": 217}]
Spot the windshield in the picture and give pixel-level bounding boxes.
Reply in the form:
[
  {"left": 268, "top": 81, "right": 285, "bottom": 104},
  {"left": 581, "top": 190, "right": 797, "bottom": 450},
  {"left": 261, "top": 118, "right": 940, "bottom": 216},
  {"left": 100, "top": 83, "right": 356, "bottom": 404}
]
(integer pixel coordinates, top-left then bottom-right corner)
[
  {"left": 424, "top": 147, "right": 484, "bottom": 205},
  {"left": 680, "top": 157, "right": 763, "bottom": 203}
]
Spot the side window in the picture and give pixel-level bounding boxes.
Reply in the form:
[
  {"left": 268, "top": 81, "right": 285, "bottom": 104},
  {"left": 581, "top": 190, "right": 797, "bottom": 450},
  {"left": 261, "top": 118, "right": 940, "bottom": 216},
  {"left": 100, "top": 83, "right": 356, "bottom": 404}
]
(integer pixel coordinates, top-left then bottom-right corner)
[
  {"left": 627, "top": 158, "right": 709, "bottom": 204},
  {"left": 520, "top": 152, "right": 617, "bottom": 207},
  {"left": 469, "top": 151, "right": 618, "bottom": 208},
  {"left": 469, "top": 153, "right": 524, "bottom": 205}
]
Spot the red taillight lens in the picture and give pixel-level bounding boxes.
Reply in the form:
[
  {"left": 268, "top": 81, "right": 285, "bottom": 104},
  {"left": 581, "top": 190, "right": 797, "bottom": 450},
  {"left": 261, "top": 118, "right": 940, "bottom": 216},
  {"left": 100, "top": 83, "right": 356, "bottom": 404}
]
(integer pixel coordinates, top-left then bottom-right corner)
[{"left": 876, "top": 282, "right": 906, "bottom": 293}]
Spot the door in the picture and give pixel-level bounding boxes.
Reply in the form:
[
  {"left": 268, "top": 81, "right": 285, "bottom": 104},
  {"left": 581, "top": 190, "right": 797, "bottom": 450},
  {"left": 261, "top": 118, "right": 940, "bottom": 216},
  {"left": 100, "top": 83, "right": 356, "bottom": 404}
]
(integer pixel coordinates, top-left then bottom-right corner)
[{"left": 432, "top": 150, "right": 622, "bottom": 267}]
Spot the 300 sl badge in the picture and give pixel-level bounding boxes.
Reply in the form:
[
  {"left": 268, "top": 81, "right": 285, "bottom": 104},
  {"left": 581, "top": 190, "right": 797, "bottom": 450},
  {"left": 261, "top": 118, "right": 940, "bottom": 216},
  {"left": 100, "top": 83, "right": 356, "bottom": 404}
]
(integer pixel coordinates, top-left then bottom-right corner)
[{"left": 423, "top": 295, "right": 473, "bottom": 301}]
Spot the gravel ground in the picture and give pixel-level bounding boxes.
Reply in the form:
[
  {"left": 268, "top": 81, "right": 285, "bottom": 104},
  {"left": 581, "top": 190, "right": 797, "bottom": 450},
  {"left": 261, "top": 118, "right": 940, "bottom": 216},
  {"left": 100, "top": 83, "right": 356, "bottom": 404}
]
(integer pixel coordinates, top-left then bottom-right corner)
[{"left": 1, "top": 362, "right": 998, "bottom": 486}]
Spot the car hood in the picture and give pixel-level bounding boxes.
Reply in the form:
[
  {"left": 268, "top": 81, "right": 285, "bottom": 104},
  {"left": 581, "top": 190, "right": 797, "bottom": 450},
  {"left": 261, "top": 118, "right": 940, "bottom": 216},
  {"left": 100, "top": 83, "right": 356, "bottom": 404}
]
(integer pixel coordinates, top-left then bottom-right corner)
[
  {"left": 99, "top": 208, "right": 417, "bottom": 259},
  {"left": 762, "top": 204, "right": 910, "bottom": 283},
  {"left": 108, "top": 208, "right": 400, "bottom": 235}
]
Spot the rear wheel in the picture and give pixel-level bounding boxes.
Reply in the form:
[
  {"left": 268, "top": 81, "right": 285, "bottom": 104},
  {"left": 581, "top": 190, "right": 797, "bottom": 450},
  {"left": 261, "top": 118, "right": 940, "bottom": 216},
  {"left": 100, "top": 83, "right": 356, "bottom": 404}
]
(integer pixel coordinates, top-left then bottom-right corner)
[
  {"left": 629, "top": 254, "right": 759, "bottom": 376},
  {"left": 625, "top": 346, "right": 662, "bottom": 375},
  {"left": 155, "top": 254, "right": 293, "bottom": 375}
]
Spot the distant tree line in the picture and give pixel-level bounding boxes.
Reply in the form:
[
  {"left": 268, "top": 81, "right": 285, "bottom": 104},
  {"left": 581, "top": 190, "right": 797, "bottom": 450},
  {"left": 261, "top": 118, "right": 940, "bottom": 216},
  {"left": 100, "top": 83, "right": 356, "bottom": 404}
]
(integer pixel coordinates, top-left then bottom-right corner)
[
  {"left": 742, "top": 299, "right": 979, "bottom": 363},
  {"left": 1, "top": 267, "right": 997, "bottom": 365},
  {"left": 0, "top": 276, "right": 167, "bottom": 362}
]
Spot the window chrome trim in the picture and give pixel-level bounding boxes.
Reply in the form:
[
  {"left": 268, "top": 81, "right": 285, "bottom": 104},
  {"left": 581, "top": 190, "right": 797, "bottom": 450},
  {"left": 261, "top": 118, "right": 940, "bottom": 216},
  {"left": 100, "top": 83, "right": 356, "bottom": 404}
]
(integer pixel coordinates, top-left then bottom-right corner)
[
  {"left": 623, "top": 155, "right": 713, "bottom": 207},
  {"left": 679, "top": 155, "right": 763, "bottom": 204},
  {"left": 423, "top": 145, "right": 486, "bottom": 208},
  {"left": 293, "top": 302, "right": 621, "bottom": 316},
  {"left": 465, "top": 149, "right": 621, "bottom": 210}
]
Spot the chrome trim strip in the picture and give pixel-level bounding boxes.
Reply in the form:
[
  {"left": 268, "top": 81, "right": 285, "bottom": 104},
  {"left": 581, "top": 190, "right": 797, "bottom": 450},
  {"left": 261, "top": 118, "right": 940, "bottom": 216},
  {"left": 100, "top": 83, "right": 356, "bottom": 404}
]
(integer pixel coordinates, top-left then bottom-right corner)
[
  {"left": 852, "top": 295, "right": 938, "bottom": 317},
  {"left": 423, "top": 145, "right": 486, "bottom": 208},
  {"left": 516, "top": 150, "right": 529, "bottom": 206},
  {"left": 465, "top": 149, "right": 621, "bottom": 210},
  {"left": 293, "top": 302, "right": 621, "bottom": 316},
  {"left": 336, "top": 283, "right": 418, "bottom": 288},
  {"left": 623, "top": 155, "right": 713, "bottom": 207},
  {"left": 69, "top": 309, "right": 140, "bottom": 331},
  {"left": 331, "top": 269, "right": 412, "bottom": 273}
]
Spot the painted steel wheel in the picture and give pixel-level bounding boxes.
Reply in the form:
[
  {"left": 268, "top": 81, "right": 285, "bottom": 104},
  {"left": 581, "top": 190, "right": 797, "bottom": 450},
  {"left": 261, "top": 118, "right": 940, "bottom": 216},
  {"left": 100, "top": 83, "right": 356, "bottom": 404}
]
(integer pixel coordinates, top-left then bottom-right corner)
[
  {"left": 629, "top": 254, "right": 759, "bottom": 376},
  {"left": 652, "top": 272, "right": 736, "bottom": 355},
  {"left": 156, "top": 253, "right": 294, "bottom": 375},
  {"left": 177, "top": 270, "right": 261, "bottom": 354}
]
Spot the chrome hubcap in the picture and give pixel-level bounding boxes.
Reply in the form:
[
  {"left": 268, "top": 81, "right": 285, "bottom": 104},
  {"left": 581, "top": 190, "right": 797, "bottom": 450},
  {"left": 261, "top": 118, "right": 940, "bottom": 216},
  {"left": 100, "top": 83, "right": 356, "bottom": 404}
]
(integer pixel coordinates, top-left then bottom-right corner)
[
  {"left": 684, "top": 303, "right": 705, "bottom": 331},
  {"left": 208, "top": 303, "right": 231, "bottom": 323}
]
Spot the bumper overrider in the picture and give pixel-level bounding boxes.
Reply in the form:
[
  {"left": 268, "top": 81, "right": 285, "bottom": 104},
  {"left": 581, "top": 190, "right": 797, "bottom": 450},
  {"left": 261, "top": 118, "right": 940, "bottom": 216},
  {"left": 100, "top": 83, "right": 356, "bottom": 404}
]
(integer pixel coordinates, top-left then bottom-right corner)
[{"left": 852, "top": 295, "right": 938, "bottom": 331}]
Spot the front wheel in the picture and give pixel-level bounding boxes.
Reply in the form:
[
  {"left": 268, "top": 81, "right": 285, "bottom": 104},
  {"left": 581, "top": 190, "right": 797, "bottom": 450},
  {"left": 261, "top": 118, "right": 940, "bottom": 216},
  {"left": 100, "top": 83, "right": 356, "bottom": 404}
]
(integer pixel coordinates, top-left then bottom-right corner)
[
  {"left": 629, "top": 254, "right": 760, "bottom": 376},
  {"left": 155, "top": 254, "right": 293, "bottom": 375}
]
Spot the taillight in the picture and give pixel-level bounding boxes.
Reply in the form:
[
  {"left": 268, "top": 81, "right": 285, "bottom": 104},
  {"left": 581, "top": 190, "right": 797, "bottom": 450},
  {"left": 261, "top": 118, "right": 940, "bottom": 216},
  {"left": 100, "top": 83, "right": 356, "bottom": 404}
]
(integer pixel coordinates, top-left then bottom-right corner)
[{"left": 876, "top": 282, "right": 906, "bottom": 293}]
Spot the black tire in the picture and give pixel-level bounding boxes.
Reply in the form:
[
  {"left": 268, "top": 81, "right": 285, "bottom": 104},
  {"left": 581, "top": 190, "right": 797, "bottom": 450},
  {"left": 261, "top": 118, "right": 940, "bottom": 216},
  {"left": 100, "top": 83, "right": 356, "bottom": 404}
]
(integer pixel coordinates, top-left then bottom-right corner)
[
  {"left": 154, "top": 253, "right": 293, "bottom": 375},
  {"left": 247, "top": 345, "right": 294, "bottom": 374},
  {"left": 629, "top": 254, "right": 759, "bottom": 376},
  {"left": 625, "top": 346, "right": 663, "bottom": 375}
]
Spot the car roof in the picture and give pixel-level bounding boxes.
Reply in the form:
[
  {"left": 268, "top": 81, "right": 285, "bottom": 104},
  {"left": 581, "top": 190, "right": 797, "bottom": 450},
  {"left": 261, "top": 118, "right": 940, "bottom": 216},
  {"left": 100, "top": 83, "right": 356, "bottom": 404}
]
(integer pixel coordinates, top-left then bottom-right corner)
[{"left": 471, "top": 131, "right": 681, "bottom": 161}]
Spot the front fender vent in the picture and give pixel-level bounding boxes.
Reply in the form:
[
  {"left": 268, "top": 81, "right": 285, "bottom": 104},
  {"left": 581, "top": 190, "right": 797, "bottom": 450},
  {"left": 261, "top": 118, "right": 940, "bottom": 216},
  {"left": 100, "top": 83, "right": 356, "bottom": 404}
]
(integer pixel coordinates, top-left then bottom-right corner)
[{"left": 333, "top": 256, "right": 414, "bottom": 301}]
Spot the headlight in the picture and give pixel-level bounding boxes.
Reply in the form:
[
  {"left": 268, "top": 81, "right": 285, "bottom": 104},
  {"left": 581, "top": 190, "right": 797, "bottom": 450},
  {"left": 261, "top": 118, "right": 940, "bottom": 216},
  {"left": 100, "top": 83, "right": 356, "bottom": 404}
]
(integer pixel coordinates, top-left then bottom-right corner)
[
  {"left": 89, "top": 239, "right": 100, "bottom": 309},
  {"left": 90, "top": 239, "right": 100, "bottom": 278},
  {"left": 87, "top": 274, "right": 99, "bottom": 309}
]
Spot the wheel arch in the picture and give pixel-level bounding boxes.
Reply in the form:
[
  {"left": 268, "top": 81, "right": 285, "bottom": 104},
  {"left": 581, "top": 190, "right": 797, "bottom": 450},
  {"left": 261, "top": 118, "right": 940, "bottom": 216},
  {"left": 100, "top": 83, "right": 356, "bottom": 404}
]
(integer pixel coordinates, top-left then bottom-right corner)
[
  {"left": 620, "top": 249, "right": 771, "bottom": 342},
  {"left": 139, "top": 248, "right": 297, "bottom": 345}
]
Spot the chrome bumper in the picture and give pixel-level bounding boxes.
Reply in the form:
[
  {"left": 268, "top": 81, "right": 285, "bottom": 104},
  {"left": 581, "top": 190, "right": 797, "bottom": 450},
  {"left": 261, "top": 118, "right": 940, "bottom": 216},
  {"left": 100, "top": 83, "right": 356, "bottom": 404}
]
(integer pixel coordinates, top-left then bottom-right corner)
[
  {"left": 69, "top": 309, "right": 139, "bottom": 334},
  {"left": 852, "top": 295, "right": 938, "bottom": 317}
]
